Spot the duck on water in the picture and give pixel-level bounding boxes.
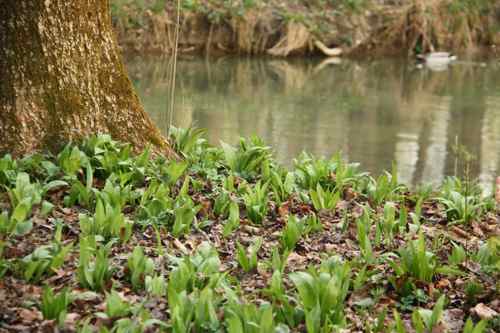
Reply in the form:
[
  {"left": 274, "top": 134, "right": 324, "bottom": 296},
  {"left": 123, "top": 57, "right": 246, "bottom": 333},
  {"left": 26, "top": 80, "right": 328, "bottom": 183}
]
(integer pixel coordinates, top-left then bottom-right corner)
[{"left": 416, "top": 52, "right": 457, "bottom": 71}]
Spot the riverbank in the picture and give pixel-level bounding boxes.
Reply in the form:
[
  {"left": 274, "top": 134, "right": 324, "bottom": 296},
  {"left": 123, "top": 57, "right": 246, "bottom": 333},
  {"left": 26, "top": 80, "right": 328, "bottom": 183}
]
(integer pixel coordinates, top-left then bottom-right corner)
[
  {"left": 0, "top": 130, "right": 499, "bottom": 331},
  {"left": 112, "top": 0, "right": 500, "bottom": 57}
]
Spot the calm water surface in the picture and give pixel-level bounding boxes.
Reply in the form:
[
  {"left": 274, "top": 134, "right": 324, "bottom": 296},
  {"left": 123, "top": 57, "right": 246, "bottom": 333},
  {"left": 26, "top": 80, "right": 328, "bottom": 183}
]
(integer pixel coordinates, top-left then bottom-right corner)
[{"left": 126, "top": 56, "right": 500, "bottom": 190}]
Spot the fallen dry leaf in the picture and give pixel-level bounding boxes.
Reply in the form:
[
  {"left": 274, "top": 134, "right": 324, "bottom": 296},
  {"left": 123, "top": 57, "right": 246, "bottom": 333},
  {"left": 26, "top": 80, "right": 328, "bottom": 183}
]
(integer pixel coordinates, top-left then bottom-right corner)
[
  {"left": 17, "top": 308, "right": 42, "bottom": 322},
  {"left": 436, "top": 278, "right": 451, "bottom": 289},
  {"left": 471, "top": 303, "right": 498, "bottom": 320},
  {"left": 286, "top": 251, "right": 306, "bottom": 268},
  {"left": 471, "top": 221, "right": 484, "bottom": 238},
  {"left": 441, "top": 308, "right": 465, "bottom": 333},
  {"left": 450, "top": 226, "right": 469, "bottom": 239}
]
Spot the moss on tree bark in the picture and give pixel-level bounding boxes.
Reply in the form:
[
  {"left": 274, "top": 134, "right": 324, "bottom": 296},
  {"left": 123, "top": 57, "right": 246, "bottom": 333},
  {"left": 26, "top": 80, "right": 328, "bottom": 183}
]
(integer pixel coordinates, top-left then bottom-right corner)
[{"left": 0, "top": 0, "right": 174, "bottom": 157}]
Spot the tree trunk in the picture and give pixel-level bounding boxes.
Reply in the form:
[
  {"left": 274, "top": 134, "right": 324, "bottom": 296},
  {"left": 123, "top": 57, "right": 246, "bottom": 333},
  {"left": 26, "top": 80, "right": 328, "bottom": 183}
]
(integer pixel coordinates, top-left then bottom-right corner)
[{"left": 0, "top": 0, "right": 174, "bottom": 157}]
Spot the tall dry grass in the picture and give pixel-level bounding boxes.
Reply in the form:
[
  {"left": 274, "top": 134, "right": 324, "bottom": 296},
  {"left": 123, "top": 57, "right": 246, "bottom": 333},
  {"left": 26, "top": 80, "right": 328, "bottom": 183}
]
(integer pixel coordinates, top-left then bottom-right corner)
[{"left": 373, "top": 0, "right": 496, "bottom": 54}]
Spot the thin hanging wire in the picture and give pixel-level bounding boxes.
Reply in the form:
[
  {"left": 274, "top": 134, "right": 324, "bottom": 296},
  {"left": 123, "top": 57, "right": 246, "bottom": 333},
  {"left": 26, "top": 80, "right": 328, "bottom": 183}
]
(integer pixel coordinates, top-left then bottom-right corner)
[{"left": 167, "top": 0, "right": 181, "bottom": 137}]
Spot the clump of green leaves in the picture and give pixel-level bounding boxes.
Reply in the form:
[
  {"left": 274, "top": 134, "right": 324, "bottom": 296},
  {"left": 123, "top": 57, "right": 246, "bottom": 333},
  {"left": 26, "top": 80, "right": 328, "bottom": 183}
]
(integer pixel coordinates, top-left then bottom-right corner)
[
  {"left": 137, "top": 180, "right": 172, "bottom": 225},
  {"left": 108, "top": 312, "right": 163, "bottom": 333},
  {"left": 310, "top": 183, "right": 340, "bottom": 211},
  {"left": 281, "top": 215, "right": 305, "bottom": 251},
  {"left": 236, "top": 237, "right": 262, "bottom": 272},
  {"left": 223, "top": 201, "right": 240, "bottom": 237},
  {"left": 411, "top": 295, "right": 446, "bottom": 333},
  {"left": 167, "top": 284, "right": 223, "bottom": 332},
  {"left": 57, "top": 145, "right": 88, "bottom": 177},
  {"left": 224, "top": 300, "right": 279, "bottom": 333},
  {"left": 1, "top": 172, "right": 55, "bottom": 237},
  {"left": 168, "top": 242, "right": 222, "bottom": 293},
  {"left": 214, "top": 190, "right": 232, "bottom": 218},
  {"left": 448, "top": 242, "right": 467, "bottom": 266},
  {"left": 376, "top": 201, "right": 401, "bottom": 246},
  {"left": 0, "top": 241, "right": 8, "bottom": 278},
  {"left": 97, "top": 177, "right": 135, "bottom": 210},
  {"left": 21, "top": 222, "right": 73, "bottom": 282},
  {"left": 98, "top": 290, "right": 132, "bottom": 319},
  {"left": 7, "top": 172, "right": 43, "bottom": 207},
  {"left": 463, "top": 318, "right": 487, "bottom": 333},
  {"left": 172, "top": 195, "right": 201, "bottom": 238},
  {"left": 474, "top": 236, "right": 500, "bottom": 274},
  {"left": 0, "top": 154, "right": 18, "bottom": 186},
  {"left": 40, "top": 286, "right": 73, "bottom": 326},
  {"left": 269, "top": 169, "right": 295, "bottom": 205},
  {"left": 167, "top": 286, "right": 195, "bottom": 333},
  {"left": 294, "top": 153, "right": 335, "bottom": 190},
  {"left": 242, "top": 181, "right": 268, "bottom": 224},
  {"left": 166, "top": 243, "right": 224, "bottom": 332},
  {"left": 161, "top": 160, "right": 189, "bottom": 186},
  {"left": 437, "top": 190, "right": 483, "bottom": 224},
  {"left": 127, "top": 246, "right": 154, "bottom": 291},
  {"left": 389, "top": 232, "right": 437, "bottom": 284},
  {"left": 77, "top": 237, "right": 114, "bottom": 291},
  {"left": 82, "top": 134, "right": 139, "bottom": 178},
  {"left": 221, "top": 137, "right": 271, "bottom": 179},
  {"left": 464, "top": 280, "right": 484, "bottom": 304},
  {"left": 137, "top": 178, "right": 200, "bottom": 237},
  {"left": 145, "top": 274, "right": 167, "bottom": 297},
  {"left": 290, "top": 257, "right": 351, "bottom": 331},
  {"left": 79, "top": 198, "right": 133, "bottom": 243},
  {"left": 264, "top": 268, "right": 299, "bottom": 328},
  {"left": 332, "top": 154, "right": 367, "bottom": 193},
  {"left": 193, "top": 286, "right": 222, "bottom": 331},
  {"left": 365, "top": 164, "right": 404, "bottom": 205},
  {"left": 64, "top": 163, "right": 94, "bottom": 208},
  {"left": 356, "top": 206, "right": 374, "bottom": 264},
  {"left": 170, "top": 126, "right": 207, "bottom": 158},
  {"left": 0, "top": 202, "right": 33, "bottom": 237}
]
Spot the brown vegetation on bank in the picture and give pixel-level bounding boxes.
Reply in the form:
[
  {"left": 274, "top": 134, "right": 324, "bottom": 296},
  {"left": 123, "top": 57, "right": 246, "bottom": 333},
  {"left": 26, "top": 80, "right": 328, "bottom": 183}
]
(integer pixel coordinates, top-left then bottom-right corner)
[{"left": 112, "top": 0, "right": 500, "bottom": 57}]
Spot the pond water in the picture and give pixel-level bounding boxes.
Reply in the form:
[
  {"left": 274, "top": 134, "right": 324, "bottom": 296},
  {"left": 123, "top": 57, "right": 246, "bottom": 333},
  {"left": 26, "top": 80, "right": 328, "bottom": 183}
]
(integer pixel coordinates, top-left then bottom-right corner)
[{"left": 126, "top": 56, "right": 500, "bottom": 190}]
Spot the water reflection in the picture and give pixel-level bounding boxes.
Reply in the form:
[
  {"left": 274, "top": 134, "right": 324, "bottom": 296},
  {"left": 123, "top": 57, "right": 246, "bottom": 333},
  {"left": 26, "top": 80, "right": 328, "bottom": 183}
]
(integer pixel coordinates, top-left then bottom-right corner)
[{"left": 126, "top": 56, "right": 500, "bottom": 188}]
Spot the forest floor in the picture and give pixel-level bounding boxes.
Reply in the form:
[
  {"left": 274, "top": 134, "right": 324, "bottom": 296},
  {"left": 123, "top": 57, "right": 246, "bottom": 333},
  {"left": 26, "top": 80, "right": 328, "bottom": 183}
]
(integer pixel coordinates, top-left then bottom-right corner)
[
  {"left": 0, "top": 129, "right": 499, "bottom": 332},
  {"left": 112, "top": 0, "right": 500, "bottom": 57}
]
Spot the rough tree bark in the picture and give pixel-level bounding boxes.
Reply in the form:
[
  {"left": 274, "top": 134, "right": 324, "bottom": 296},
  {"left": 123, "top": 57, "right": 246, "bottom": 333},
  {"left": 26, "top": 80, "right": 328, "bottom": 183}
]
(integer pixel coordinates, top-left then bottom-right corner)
[{"left": 0, "top": 0, "right": 174, "bottom": 157}]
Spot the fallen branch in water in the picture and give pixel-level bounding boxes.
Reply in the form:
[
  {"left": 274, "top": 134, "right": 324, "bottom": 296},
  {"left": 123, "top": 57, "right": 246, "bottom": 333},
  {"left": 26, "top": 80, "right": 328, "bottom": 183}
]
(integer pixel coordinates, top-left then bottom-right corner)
[{"left": 314, "top": 40, "right": 343, "bottom": 57}]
